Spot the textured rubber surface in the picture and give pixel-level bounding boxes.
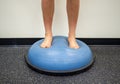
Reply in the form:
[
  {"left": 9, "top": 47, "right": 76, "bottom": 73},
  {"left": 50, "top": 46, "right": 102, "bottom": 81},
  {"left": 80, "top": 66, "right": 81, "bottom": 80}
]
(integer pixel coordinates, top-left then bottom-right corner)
[{"left": 25, "top": 36, "right": 94, "bottom": 73}]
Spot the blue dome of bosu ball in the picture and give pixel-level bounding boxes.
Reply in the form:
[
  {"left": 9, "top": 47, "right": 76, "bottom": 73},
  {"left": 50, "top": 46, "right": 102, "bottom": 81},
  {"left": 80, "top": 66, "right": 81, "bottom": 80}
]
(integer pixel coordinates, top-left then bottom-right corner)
[{"left": 25, "top": 36, "right": 94, "bottom": 73}]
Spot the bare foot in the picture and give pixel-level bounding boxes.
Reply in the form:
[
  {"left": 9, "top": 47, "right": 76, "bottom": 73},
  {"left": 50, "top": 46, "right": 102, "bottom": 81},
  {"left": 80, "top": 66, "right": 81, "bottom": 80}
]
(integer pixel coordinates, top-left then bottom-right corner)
[
  {"left": 68, "top": 37, "right": 80, "bottom": 49},
  {"left": 40, "top": 34, "right": 52, "bottom": 48}
]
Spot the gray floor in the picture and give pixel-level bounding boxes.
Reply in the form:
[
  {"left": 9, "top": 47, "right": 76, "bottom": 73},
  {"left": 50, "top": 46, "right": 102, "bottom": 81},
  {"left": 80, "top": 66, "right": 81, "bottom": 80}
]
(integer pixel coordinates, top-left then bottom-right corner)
[{"left": 0, "top": 45, "right": 120, "bottom": 84}]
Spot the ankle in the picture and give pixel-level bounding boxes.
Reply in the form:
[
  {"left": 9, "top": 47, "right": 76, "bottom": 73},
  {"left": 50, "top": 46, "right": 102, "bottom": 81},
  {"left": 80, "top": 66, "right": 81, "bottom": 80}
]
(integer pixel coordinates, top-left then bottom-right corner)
[
  {"left": 68, "top": 33, "right": 75, "bottom": 38},
  {"left": 45, "top": 33, "right": 52, "bottom": 37},
  {"left": 68, "top": 35, "right": 75, "bottom": 40}
]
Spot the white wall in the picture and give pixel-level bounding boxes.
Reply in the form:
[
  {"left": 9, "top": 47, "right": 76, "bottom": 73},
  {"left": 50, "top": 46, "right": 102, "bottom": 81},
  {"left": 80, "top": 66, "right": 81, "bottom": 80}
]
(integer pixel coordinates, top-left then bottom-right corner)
[{"left": 0, "top": 0, "right": 120, "bottom": 38}]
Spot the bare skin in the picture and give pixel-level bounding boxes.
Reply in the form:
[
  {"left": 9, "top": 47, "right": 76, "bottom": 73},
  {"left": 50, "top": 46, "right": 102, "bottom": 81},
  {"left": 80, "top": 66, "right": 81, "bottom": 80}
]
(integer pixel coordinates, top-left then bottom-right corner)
[
  {"left": 40, "top": 0, "right": 54, "bottom": 48},
  {"left": 67, "top": 0, "right": 80, "bottom": 49},
  {"left": 40, "top": 0, "right": 80, "bottom": 49}
]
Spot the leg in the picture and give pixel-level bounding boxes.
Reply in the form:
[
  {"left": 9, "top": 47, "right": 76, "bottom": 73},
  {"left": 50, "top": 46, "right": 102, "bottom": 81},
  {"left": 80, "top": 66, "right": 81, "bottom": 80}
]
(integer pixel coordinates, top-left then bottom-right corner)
[
  {"left": 67, "top": 0, "right": 80, "bottom": 49},
  {"left": 40, "top": 0, "right": 54, "bottom": 48}
]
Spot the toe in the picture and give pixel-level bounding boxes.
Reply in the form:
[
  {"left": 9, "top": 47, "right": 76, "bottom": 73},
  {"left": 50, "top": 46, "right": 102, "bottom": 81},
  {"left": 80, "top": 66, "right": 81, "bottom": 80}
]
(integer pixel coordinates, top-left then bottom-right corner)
[
  {"left": 69, "top": 44, "right": 80, "bottom": 49},
  {"left": 40, "top": 43, "right": 46, "bottom": 48}
]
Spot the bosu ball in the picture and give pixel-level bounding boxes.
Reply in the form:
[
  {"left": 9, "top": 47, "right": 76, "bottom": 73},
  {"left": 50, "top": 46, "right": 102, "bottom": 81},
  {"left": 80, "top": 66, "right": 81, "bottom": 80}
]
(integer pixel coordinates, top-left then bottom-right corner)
[{"left": 25, "top": 36, "right": 95, "bottom": 74}]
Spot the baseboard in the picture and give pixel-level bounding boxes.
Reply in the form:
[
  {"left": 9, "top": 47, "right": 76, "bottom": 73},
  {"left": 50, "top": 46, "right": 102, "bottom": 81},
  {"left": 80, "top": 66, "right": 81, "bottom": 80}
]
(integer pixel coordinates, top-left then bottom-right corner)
[{"left": 0, "top": 38, "right": 120, "bottom": 45}]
